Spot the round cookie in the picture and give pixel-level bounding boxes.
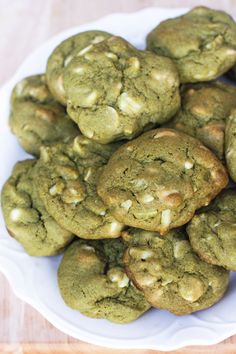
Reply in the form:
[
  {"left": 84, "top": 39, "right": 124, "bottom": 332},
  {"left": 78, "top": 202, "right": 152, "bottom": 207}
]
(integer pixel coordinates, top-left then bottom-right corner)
[
  {"left": 1, "top": 160, "right": 74, "bottom": 256},
  {"left": 167, "top": 81, "right": 236, "bottom": 159},
  {"left": 10, "top": 75, "right": 79, "bottom": 156},
  {"left": 64, "top": 36, "right": 180, "bottom": 144},
  {"left": 46, "top": 30, "right": 112, "bottom": 105},
  {"left": 187, "top": 189, "right": 236, "bottom": 271},
  {"left": 58, "top": 238, "right": 150, "bottom": 323},
  {"left": 123, "top": 228, "right": 229, "bottom": 315},
  {"left": 97, "top": 128, "right": 228, "bottom": 235},
  {"left": 225, "top": 109, "right": 236, "bottom": 182},
  {"left": 146, "top": 6, "right": 236, "bottom": 83},
  {"left": 35, "top": 136, "right": 124, "bottom": 239}
]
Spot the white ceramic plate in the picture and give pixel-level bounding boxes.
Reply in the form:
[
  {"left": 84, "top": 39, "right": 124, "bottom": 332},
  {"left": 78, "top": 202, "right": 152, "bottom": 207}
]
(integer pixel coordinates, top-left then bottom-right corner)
[{"left": 1, "top": 7, "right": 236, "bottom": 351}]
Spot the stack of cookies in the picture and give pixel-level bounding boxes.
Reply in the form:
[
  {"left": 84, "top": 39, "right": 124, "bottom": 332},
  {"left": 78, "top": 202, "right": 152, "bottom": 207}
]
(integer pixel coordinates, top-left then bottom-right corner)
[{"left": 2, "top": 6, "right": 236, "bottom": 323}]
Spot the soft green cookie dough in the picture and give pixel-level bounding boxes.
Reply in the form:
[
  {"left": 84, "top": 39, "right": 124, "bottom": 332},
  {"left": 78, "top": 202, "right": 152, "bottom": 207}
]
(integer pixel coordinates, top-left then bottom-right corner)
[
  {"left": 58, "top": 238, "right": 150, "bottom": 323},
  {"left": 1, "top": 160, "right": 74, "bottom": 256},
  {"left": 46, "top": 30, "right": 112, "bottom": 105},
  {"left": 10, "top": 75, "right": 79, "bottom": 156},
  {"left": 64, "top": 36, "right": 180, "bottom": 143},
  {"left": 187, "top": 189, "right": 236, "bottom": 271},
  {"left": 167, "top": 81, "right": 236, "bottom": 159},
  {"left": 147, "top": 6, "right": 236, "bottom": 83},
  {"left": 123, "top": 228, "right": 229, "bottom": 315},
  {"left": 35, "top": 136, "right": 124, "bottom": 239},
  {"left": 98, "top": 128, "right": 228, "bottom": 235},
  {"left": 225, "top": 109, "right": 236, "bottom": 182}
]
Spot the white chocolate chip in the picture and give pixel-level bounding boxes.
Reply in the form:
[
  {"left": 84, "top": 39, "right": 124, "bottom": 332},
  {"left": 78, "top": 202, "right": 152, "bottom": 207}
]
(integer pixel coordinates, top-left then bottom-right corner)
[
  {"left": 86, "top": 130, "right": 94, "bottom": 139},
  {"left": 99, "top": 210, "right": 106, "bottom": 216},
  {"left": 64, "top": 55, "right": 73, "bottom": 67},
  {"left": 105, "top": 52, "right": 118, "bottom": 60},
  {"left": 141, "top": 194, "right": 154, "bottom": 203},
  {"left": 10, "top": 208, "right": 22, "bottom": 222},
  {"left": 150, "top": 69, "right": 176, "bottom": 85},
  {"left": 214, "top": 221, "right": 221, "bottom": 227},
  {"left": 194, "top": 70, "right": 216, "bottom": 80},
  {"left": 154, "top": 130, "right": 177, "bottom": 139},
  {"left": 118, "top": 92, "right": 143, "bottom": 115},
  {"left": 49, "top": 184, "right": 58, "bottom": 196},
  {"left": 77, "top": 89, "right": 98, "bottom": 107},
  {"left": 173, "top": 240, "right": 189, "bottom": 259},
  {"left": 107, "top": 268, "right": 129, "bottom": 288},
  {"left": 40, "top": 146, "right": 50, "bottom": 162},
  {"left": 226, "top": 149, "right": 235, "bottom": 157},
  {"left": 108, "top": 221, "right": 124, "bottom": 236},
  {"left": 161, "top": 209, "right": 171, "bottom": 227},
  {"left": 184, "top": 161, "right": 194, "bottom": 169},
  {"left": 73, "top": 66, "right": 85, "bottom": 74},
  {"left": 56, "top": 75, "right": 65, "bottom": 95},
  {"left": 139, "top": 274, "right": 157, "bottom": 287},
  {"left": 226, "top": 48, "right": 236, "bottom": 56},
  {"left": 121, "top": 199, "right": 132, "bottom": 211},
  {"left": 84, "top": 168, "right": 92, "bottom": 182},
  {"left": 128, "top": 57, "right": 140, "bottom": 70},
  {"left": 90, "top": 35, "right": 105, "bottom": 44},
  {"left": 140, "top": 250, "right": 153, "bottom": 260},
  {"left": 77, "top": 44, "right": 93, "bottom": 56},
  {"left": 179, "top": 276, "right": 204, "bottom": 302},
  {"left": 15, "top": 80, "right": 27, "bottom": 96},
  {"left": 80, "top": 245, "right": 95, "bottom": 252}
]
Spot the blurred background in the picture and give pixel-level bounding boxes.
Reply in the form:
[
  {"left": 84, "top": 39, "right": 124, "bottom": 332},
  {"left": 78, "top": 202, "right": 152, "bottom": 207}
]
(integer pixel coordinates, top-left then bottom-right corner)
[{"left": 1, "top": 0, "right": 236, "bottom": 86}]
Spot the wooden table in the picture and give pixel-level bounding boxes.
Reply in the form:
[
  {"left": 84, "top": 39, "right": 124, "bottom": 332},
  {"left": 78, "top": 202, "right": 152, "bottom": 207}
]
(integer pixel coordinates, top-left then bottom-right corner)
[{"left": 1, "top": 1, "right": 236, "bottom": 353}]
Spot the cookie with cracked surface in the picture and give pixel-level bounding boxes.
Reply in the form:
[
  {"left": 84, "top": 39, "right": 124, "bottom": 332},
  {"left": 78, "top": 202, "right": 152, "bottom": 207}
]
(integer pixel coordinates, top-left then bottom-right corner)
[
  {"left": 58, "top": 238, "right": 150, "bottom": 323},
  {"left": 146, "top": 6, "right": 236, "bottom": 83},
  {"left": 1, "top": 160, "right": 74, "bottom": 256},
  {"left": 64, "top": 36, "right": 180, "bottom": 144},
  {"left": 46, "top": 30, "right": 112, "bottom": 105},
  {"left": 9, "top": 75, "right": 79, "bottom": 156},
  {"left": 97, "top": 128, "right": 228, "bottom": 235},
  {"left": 35, "top": 135, "right": 124, "bottom": 239},
  {"left": 167, "top": 81, "right": 236, "bottom": 159},
  {"left": 225, "top": 109, "right": 236, "bottom": 182},
  {"left": 187, "top": 189, "right": 236, "bottom": 271},
  {"left": 123, "top": 228, "right": 229, "bottom": 315}
]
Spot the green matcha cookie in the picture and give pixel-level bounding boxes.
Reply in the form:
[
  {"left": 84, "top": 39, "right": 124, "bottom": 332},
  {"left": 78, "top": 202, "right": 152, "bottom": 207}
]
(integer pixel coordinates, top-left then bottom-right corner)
[
  {"left": 58, "top": 238, "right": 150, "bottom": 323},
  {"left": 46, "top": 30, "right": 112, "bottom": 105},
  {"left": 10, "top": 75, "right": 79, "bottom": 156},
  {"left": 64, "top": 36, "right": 180, "bottom": 143},
  {"left": 167, "top": 81, "right": 236, "bottom": 159},
  {"left": 98, "top": 128, "right": 228, "bottom": 235},
  {"left": 35, "top": 136, "right": 124, "bottom": 239},
  {"left": 1, "top": 160, "right": 73, "bottom": 256},
  {"left": 147, "top": 6, "right": 236, "bottom": 83},
  {"left": 123, "top": 228, "right": 229, "bottom": 315},
  {"left": 225, "top": 109, "right": 236, "bottom": 182},
  {"left": 187, "top": 189, "right": 236, "bottom": 271}
]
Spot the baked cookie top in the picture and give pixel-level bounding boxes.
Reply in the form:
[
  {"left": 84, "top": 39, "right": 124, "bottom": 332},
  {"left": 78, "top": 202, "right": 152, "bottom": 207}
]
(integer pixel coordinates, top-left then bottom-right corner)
[
  {"left": 1, "top": 160, "right": 73, "bottom": 256},
  {"left": 35, "top": 135, "right": 124, "bottom": 239},
  {"left": 225, "top": 109, "right": 236, "bottom": 182},
  {"left": 46, "top": 30, "right": 112, "bottom": 105},
  {"left": 167, "top": 81, "right": 236, "bottom": 159},
  {"left": 123, "top": 228, "right": 229, "bottom": 315},
  {"left": 58, "top": 238, "right": 150, "bottom": 323},
  {"left": 147, "top": 6, "right": 236, "bottom": 83},
  {"left": 64, "top": 36, "right": 180, "bottom": 143},
  {"left": 98, "top": 128, "right": 228, "bottom": 234},
  {"left": 9, "top": 74, "right": 78, "bottom": 156},
  {"left": 187, "top": 189, "right": 236, "bottom": 271}
]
